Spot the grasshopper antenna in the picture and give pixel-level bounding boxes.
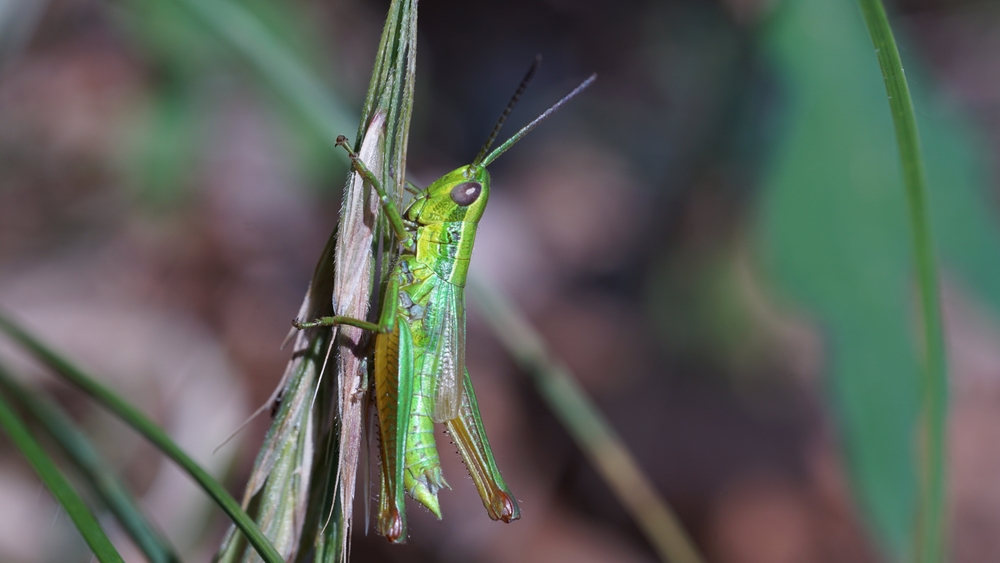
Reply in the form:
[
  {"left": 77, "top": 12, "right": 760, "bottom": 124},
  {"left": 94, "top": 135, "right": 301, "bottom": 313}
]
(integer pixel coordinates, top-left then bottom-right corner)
[
  {"left": 481, "top": 72, "right": 596, "bottom": 167},
  {"left": 473, "top": 55, "right": 542, "bottom": 167}
]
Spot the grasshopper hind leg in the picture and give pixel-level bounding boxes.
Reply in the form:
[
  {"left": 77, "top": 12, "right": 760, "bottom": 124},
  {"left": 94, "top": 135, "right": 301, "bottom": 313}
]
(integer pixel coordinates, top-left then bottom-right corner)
[
  {"left": 445, "top": 369, "right": 520, "bottom": 522},
  {"left": 375, "top": 322, "right": 407, "bottom": 542}
]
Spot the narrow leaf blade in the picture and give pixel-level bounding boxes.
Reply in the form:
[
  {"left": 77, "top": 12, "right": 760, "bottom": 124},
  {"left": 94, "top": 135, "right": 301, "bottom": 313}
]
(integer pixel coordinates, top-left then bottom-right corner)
[
  {"left": 0, "top": 312, "right": 285, "bottom": 563},
  {"left": 0, "top": 388, "right": 124, "bottom": 563}
]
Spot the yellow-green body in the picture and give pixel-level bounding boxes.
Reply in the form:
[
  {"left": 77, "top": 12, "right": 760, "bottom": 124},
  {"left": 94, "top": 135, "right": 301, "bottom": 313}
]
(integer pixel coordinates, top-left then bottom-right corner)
[{"left": 373, "top": 165, "right": 518, "bottom": 541}]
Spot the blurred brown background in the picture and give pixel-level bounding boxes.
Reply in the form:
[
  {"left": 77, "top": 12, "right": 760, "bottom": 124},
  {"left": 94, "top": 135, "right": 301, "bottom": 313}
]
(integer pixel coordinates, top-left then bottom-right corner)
[{"left": 2, "top": 0, "right": 1000, "bottom": 562}]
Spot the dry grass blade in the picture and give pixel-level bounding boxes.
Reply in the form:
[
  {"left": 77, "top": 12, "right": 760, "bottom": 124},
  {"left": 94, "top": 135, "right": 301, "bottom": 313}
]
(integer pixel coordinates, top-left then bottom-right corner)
[
  {"left": 328, "top": 3, "right": 415, "bottom": 558},
  {"left": 217, "top": 2, "right": 417, "bottom": 562},
  {"left": 216, "top": 230, "right": 335, "bottom": 562},
  {"left": 333, "top": 1, "right": 416, "bottom": 558},
  {"left": 330, "top": 110, "right": 385, "bottom": 560}
]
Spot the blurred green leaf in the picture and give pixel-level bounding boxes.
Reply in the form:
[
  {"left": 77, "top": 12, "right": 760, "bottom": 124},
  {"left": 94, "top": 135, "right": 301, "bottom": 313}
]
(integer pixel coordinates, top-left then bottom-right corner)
[
  {"left": 759, "top": 0, "right": 1000, "bottom": 558},
  {"left": 0, "top": 385, "right": 124, "bottom": 563},
  {"left": 165, "top": 0, "right": 354, "bottom": 149},
  {"left": 0, "top": 363, "right": 181, "bottom": 563},
  {"left": 648, "top": 244, "right": 778, "bottom": 377},
  {"left": 119, "top": 0, "right": 355, "bottom": 201},
  {"left": 127, "top": 85, "right": 202, "bottom": 208},
  {"left": 121, "top": 0, "right": 226, "bottom": 77},
  {"left": 0, "top": 312, "right": 285, "bottom": 563}
]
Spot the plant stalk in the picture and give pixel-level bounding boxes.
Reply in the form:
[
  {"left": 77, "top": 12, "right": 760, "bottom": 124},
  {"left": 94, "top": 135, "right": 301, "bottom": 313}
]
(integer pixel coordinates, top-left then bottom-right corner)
[{"left": 856, "top": 2, "right": 948, "bottom": 562}]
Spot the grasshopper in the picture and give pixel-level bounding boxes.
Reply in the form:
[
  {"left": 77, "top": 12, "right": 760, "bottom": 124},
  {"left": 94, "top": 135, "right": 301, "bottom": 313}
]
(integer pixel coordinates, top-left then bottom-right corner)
[{"left": 295, "top": 59, "right": 595, "bottom": 542}]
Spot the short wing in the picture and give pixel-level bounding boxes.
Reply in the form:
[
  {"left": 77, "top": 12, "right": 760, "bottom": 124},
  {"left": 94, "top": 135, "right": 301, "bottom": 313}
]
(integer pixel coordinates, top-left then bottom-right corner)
[{"left": 420, "top": 282, "right": 466, "bottom": 422}]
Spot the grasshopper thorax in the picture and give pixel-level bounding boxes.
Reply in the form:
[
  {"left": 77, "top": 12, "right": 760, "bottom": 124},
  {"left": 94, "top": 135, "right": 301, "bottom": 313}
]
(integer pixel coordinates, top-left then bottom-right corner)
[
  {"left": 405, "top": 164, "right": 491, "bottom": 226},
  {"left": 404, "top": 164, "right": 491, "bottom": 287}
]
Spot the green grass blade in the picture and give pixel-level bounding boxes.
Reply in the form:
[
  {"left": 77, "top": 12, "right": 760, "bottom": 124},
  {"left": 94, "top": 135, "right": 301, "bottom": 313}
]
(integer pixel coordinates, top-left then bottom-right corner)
[
  {"left": 468, "top": 277, "right": 706, "bottom": 563},
  {"left": 0, "top": 363, "right": 181, "bottom": 563},
  {"left": 856, "top": 2, "right": 948, "bottom": 562},
  {"left": 0, "top": 312, "right": 285, "bottom": 563},
  {"left": 0, "top": 387, "right": 124, "bottom": 563}
]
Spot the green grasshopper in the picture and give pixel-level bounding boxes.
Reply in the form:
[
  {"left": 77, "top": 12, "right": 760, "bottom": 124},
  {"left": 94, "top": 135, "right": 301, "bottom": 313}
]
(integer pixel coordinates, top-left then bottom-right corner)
[{"left": 294, "top": 59, "right": 595, "bottom": 542}]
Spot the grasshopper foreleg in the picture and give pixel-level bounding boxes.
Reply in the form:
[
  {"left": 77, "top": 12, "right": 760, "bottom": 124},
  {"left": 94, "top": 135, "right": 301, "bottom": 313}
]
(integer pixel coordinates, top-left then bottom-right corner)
[
  {"left": 336, "top": 135, "right": 414, "bottom": 249},
  {"left": 291, "top": 315, "right": 388, "bottom": 332},
  {"left": 291, "top": 272, "right": 401, "bottom": 334}
]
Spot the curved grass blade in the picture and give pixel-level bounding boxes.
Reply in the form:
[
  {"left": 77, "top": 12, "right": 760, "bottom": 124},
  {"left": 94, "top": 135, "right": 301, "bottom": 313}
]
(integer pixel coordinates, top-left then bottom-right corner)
[
  {"left": 0, "top": 311, "right": 285, "bottom": 563},
  {"left": 0, "top": 362, "right": 180, "bottom": 563},
  {"left": 468, "top": 278, "right": 705, "bottom": 563},
  {"left": 0, "top": 387, "right": 124, "bottom": 563},
  {"left": 856, "top": 2, "right": 947, "bottom": 561}
]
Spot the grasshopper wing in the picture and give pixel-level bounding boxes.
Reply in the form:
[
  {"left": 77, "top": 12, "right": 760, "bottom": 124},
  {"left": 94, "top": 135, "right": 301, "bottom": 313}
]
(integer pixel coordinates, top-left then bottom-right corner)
[{"left": 423, "top": 282, "right": 466, "bottom": 422}]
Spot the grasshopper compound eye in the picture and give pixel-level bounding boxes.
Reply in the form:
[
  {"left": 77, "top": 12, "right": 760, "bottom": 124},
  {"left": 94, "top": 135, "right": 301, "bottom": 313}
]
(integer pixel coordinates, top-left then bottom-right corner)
[{"left": 450, "top": 182, "right": 482, "bottom": 206}]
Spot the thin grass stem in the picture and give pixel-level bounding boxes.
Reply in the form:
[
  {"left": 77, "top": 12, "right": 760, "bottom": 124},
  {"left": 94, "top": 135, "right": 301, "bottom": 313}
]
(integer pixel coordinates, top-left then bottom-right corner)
[
  {"left": 856, "top": 2, "right": 948, "bottom": 562},
  {"left": 468, "top": 277, "right": 706, "bottom": 563}
]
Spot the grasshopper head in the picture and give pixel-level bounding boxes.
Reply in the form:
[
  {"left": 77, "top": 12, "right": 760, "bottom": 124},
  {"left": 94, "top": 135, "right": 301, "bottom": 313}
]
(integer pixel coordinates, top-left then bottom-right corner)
[
  {"left": 405, "top": 61, "right": 593, "bottom": 230},
  {"left": 407, "top": 164, "right": 490, "bottom": 226}
]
